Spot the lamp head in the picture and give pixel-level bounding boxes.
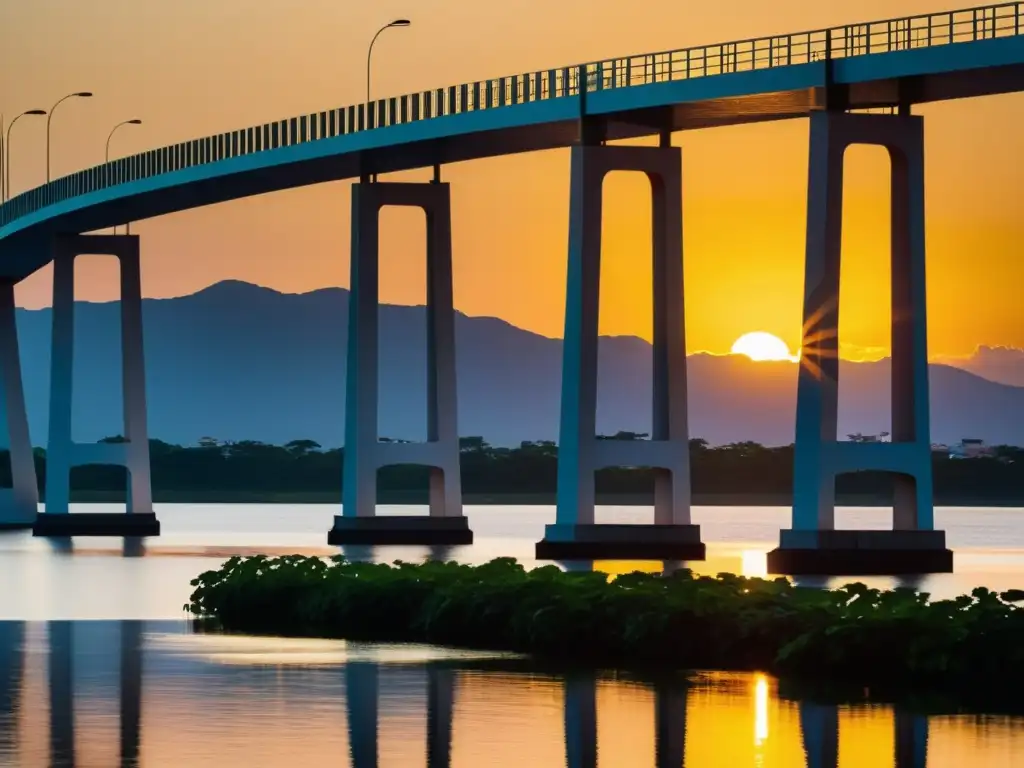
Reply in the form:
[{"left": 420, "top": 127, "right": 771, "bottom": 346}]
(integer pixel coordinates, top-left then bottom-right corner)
[
  {"left": 127, "top": 119, "right": 142, "bottom": 125},
  {"left": 75, "top": 92, "right": 93, "bottom": 98},
  {"left": 390, "top": 19, "right": 411, "bottom": 26},
  {"left": 25, "top": 109, "right": 47, "bottom": 116}
]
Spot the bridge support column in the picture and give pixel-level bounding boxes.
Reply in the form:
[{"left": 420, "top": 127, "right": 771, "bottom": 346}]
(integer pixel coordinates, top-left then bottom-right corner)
[
  {"left": 328, "top": 182, "right": 471, "bottom": 546},
  {"left": 536, "top": 144, "right": 703, "bottom": 561},
  {"left": 768, "top": 112, "right": 950, "bottom": 575},
  {"left": 34, "top": 235, "right": 159, "bottom": 538},
  {"left": 0, "top": 280, "right": 39, "bottom": 528}
]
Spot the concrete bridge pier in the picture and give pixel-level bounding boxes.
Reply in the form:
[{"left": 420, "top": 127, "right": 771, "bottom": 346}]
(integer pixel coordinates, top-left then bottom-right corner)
[
  {"left": 329, "top": 182, "right": 471, "bottom": 546},
  {"left": 35, "top": 234, "right": 159, "bottom": 537},
  {"left": 536, "top": 144, "right": 704, "bottom": 561},
  {"left": 768, "top": 112, "right": 951, "bottom": 575},
  {"left": 0, "top": 280, "right": 39, "bottom": 528}
]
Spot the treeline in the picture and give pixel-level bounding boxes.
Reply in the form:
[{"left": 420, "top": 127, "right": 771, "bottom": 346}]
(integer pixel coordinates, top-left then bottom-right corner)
[{"left": 1, "top": 434, "right": 1022, "bottom": 501}]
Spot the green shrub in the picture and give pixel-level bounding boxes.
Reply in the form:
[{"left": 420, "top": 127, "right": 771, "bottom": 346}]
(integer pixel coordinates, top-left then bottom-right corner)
[{"left": 187, "top": 556, "right": 1024, "bottom": 696}]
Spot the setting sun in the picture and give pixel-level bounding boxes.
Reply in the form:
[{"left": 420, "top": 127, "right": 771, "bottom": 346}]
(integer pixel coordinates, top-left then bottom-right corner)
[{"left": 730, "top": 332, "right": 797, "bottom": 362}]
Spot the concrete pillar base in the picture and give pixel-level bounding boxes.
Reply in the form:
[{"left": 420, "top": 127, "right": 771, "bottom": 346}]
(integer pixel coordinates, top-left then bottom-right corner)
[
  {"left": 536, "top": 523, "right": 705, "bottom": 561},
  {"left": 0, "top": 521, "right": 34, "bottom": 531},
  {"left": 327, "top": 515, "right": 472, "bottom": 546},
  {"left": 767, "top": 529, "right": 952, "bottom": 575},
  {"left": 33, "top": 512, "right": 160, "bottom": 538}
]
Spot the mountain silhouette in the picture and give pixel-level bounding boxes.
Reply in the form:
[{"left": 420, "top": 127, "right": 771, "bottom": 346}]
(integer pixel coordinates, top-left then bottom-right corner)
[
  {"left": 11, "top": 280, "right": 1024, "bottom": 448},
  {"left": 935, "top": 345, "right": 1024, "bottom": 387}
]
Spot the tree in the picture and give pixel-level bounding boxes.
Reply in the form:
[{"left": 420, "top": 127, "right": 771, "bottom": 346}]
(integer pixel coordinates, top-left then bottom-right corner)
[{"left": 285, "top": 439, "right": 321, "bottom": 456}]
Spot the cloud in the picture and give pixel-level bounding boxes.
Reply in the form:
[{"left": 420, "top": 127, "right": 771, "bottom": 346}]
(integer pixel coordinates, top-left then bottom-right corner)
[
  {"left": 937, "top": 345, "right": 1024, "bottom": 386},
  {"left": 838, "top": 342, "right": 889, "bottom": 362}
]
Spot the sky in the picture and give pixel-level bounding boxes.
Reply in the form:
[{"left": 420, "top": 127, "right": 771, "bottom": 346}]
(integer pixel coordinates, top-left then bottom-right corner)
[{"left": 2, "top": 0, "right": 1023, "bottom": 359}]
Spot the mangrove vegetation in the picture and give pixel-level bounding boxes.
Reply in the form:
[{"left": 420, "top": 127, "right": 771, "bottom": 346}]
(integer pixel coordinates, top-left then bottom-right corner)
[{"left": 188, "top": 555, "right": 1024, "bottom": 701}]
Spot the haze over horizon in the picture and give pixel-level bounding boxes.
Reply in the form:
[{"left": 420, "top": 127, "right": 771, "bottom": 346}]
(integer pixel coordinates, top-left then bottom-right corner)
[{"left": 7, "top": 280, "right": 1020, "bottom": 449}]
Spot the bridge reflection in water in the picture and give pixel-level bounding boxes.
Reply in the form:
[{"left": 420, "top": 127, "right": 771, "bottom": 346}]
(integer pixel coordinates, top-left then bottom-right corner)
[{"left": 0, "top": 620, "right": 1017, "bottom": 765}]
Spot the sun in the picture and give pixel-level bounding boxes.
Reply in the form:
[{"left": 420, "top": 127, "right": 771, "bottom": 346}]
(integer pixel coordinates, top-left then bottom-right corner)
[{"left": 730, "top": 331, "right": 797, "bottom": 362}]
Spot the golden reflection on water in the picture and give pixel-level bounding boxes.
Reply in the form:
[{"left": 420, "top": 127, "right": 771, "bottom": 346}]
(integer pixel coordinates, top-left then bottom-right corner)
[
  {"left": 1, "top": 621, "right": 1023, "bottom": 767},
  {"left": 755, "top": 674, "right": 770, "bottom": 747},
  {"left": 591, "top": 551, "right": 771, "bottom": 581}
]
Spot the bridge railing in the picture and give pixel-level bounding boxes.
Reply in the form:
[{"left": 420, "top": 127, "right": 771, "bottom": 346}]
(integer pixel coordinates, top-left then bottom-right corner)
[{"left": 1, "top": 2, "right": 1021, "bottom": 233}]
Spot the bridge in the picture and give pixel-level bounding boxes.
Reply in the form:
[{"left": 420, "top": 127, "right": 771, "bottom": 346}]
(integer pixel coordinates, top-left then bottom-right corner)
[{"left": 2, "top": 3, "right": 1022, "bottom": 574}]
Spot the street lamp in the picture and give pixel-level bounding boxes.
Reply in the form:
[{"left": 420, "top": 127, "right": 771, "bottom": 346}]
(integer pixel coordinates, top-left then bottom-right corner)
[
  {"left": 106, "top": 119, "right": 142, "bottom": 163},
  {"left": 366, "top": 19, "right": 410, "bottom": 181},
  {"left": 367, "top": 19, "right": 410, "bottom": 105},
  {"left": 4, "top": 109, "right": 47, "bottom": 202},
  {"left": 47, "top": 91, "right": 93, "bottom": 182},
  {"left": 106, "top": 119, "right": 143, "bottom": 234}
]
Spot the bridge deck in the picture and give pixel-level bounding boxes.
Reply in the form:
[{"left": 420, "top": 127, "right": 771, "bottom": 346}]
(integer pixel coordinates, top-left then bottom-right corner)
[{"left": 2, "top": 3, "right": 1024, "bottom": 274}]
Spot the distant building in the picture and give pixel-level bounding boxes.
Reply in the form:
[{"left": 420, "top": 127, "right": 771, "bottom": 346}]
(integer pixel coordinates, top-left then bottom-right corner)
[
  {"left": 846, "top": 432, "right": 889, "bottom": 443},
  {"left": 949, "top": 438, "right": 995, "bottom": 459}
]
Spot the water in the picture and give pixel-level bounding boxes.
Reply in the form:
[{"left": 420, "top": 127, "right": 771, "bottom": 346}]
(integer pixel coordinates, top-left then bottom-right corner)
[{"left": 1, "top": 503, "right": 1023, "bottom": 766}]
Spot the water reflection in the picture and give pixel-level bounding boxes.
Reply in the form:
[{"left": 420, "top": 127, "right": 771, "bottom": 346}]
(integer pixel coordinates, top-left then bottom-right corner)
[
  {"left": 654, "top": 679, "right": 687, "bottom": 768},
  {"left": 120, "top": 621, "right": 143, "bottom": 765},
  {"left": 49, "top": 621, "right": 74, "bottom": 765},
  {"left": 344, "top": 661, "right": 457, "bottom": 767},
  {"left": 563, "top": 670, "right": 689, "bottom": 767},
  {"left": 799, "top": 703, "right": 928, "bottom": 768},
  {"left": 0, "top": 620, "right": 1014, "bottom": 765},
  {"left": 0, "top": 622, "right": 22, "bottom": 754},
  {"left": 47, "top": 620, "right": 143, "bottom": 767}
]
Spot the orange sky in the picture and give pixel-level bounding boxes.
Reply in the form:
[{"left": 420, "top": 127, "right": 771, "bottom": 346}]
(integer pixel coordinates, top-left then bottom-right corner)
[{"left": 2, "top": 0, "right": 1023, "bottom": 358}]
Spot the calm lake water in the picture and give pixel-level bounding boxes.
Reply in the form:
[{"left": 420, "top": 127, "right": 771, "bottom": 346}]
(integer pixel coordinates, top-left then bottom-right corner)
[{"left": 1, "top": 503, "right": 1023, "bottom": 766}]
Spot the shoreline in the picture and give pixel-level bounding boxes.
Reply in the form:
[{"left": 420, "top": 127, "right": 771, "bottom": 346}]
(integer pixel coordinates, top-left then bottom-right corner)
[{"left": 67, "top": 490, "right": 1024, "bottom": 507}]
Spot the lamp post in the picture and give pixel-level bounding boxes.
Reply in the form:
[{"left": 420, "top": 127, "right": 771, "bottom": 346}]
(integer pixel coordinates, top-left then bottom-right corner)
[
  {"left": 4, "top": 109, "right": 47, "bottom": 202},
  {"left": 106, "top": 119, "right": 142, "bottom": 163},
  {"left": 47, "top": 91, "right": 93, "bottom": 182},
  {"left": 106, "top": 119, "right": 142, "bottom": 234},
  {"left": 367, "top": 19, "right": 410, "bottom": 105},
  {"left": 366, "top": 18, "right": 410, "bottom": 182}
]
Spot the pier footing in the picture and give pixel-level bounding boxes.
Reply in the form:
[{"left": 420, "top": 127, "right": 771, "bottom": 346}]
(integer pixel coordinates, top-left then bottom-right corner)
[
  {"left": 766, "top": 529, "right": 953, "bottom": 575},
  {"left": 535, "top": 523, "right": 706, "bottom": 561},
  {"left": 327, "top": 515, "right": 473, "bottom": 546},
  {"left": 33, "top": 513, "right": 161, "bottom": 538},
  {"left": 0, "top": 521, "right": 34, "bottom": 531}
]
